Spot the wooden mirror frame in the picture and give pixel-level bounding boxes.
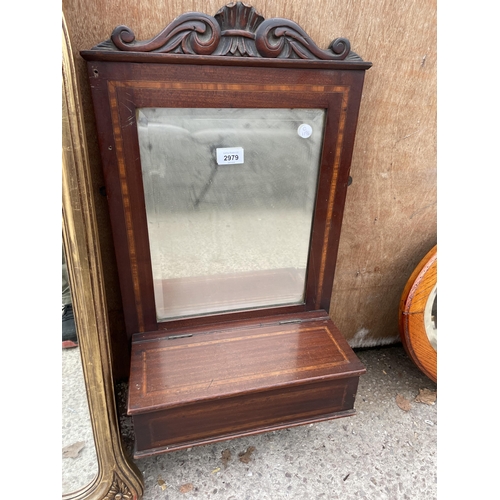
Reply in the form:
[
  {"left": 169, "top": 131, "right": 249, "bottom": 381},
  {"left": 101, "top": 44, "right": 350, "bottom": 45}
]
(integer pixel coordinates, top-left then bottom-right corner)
[
  {"left": 79, "top": 3, "right": 372, "bottom": 460},
  {"left": 81, "top": 2, "right": 372, "bottom": 338},
  {"left": 399, "top": 245, "right": 437, "bottom": 383},
  {"left": 63, "top": 14, "right": 143, "bottom": 500}
]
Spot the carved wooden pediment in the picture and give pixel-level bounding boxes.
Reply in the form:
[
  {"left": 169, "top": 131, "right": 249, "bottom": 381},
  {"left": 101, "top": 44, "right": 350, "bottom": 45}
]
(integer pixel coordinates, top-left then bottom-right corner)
[{"left": 93, "top": 2, "right": 364, "bottom": 62}]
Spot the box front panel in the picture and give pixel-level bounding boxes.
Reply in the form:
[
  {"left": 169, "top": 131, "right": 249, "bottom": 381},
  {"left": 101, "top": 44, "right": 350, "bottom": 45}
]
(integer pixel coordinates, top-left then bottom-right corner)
[{"left": 133, "top": 377, "right": 359, "bottom": 454}]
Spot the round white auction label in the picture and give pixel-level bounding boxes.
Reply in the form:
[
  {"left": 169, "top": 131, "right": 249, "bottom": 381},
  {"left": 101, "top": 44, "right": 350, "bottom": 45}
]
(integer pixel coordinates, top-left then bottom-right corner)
[{"left": 297, "top": 124, "right": 313, "bottom": 138}]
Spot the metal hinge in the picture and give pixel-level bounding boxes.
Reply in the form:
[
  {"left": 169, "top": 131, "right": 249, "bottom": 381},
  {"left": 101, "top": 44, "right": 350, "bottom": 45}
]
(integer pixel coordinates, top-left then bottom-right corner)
[
  {"left": 167, "top": 333, "right": 193, "bottom": 340},
  {"left": 277, "top": 319, "right": 303, "bottom": 325}
]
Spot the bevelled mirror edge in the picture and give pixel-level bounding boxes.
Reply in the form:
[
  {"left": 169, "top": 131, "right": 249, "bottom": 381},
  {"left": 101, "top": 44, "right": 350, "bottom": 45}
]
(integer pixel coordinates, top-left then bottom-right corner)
[
  {"left": 62, "top": 12, "right": 143, "bottom": 500},
  {"left": 137, "top": 107, "right": 325, "bottom": 322}
]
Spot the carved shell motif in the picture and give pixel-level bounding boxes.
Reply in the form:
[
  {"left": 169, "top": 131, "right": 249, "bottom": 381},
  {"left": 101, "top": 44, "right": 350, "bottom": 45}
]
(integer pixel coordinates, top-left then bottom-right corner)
[
  {"left": 103, "top": 475, "right": 134, "bottom": 500},
  {"left": 212, "top": 2, "right": 264, "bottom": 56},
  {"left": 95, "top": 2, "right": 362, "bottom": 61}
]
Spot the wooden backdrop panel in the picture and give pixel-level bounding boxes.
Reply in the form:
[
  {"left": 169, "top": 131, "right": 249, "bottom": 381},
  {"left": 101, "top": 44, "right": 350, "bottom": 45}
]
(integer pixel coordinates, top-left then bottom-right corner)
[{"left": 62, "top": 0, "right": 436, "bottom": 357}]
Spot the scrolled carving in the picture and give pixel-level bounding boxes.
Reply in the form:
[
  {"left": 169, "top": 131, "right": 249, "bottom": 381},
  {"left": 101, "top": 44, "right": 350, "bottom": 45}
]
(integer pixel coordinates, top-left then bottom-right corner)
[
  {"left": 255, "top": 19, "right": 351, "bottom": 60},
  {"left": 109, "top": 13, "right": 221, "bottom": 55},
  {"left": 92, "top": 2, "right": 363, "bottom": 62},
  {"left": 329, "top": 37, "right": 352, "bottom": 57}
]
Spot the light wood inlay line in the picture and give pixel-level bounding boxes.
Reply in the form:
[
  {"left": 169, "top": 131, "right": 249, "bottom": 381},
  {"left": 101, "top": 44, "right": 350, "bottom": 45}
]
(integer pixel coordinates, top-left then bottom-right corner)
[
  {"left": 143, "top": 360, "right": 351, "bottom": 397},
  {"left": 108, "top": 80, "right": 145, "bottom": 331},
  {"left": 143, "top": 326, "right": 346, "bottom": 359},
  {"left": 113, "top": 80, "right": 349, "bottom": 95},
  {"left": 111, "top": 79, "right": 349, "bottom": 318},
  {"left": 315, "top": 88, "right": 350, "bottom": 307}
]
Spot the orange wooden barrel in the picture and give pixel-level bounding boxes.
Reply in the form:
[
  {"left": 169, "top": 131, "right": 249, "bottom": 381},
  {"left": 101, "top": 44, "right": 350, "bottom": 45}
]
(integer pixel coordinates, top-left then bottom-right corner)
[{"left": 399, "top": 245, "right": 437, "bottom": 382}]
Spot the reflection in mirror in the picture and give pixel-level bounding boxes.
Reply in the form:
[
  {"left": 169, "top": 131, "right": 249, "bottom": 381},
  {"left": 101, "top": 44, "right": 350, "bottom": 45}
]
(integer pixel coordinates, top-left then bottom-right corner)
[
  {"left": 137, "top": 108, "right": 325, "bottom": 320},
  {"left": 62, "top": 245, "right": 97, "bottom": 494},
  {"left": 424, "top": 285, "right": 437, "bottom": 351}
]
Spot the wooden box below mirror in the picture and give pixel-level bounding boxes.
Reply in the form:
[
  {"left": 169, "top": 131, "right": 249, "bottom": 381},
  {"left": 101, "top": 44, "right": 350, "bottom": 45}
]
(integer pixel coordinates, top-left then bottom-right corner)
[
  {"left": 129, "top": 311, "right": 364, "bottom": 457},
  {"left": 81, "top": 2, "right": 371, "bottom": 459}
]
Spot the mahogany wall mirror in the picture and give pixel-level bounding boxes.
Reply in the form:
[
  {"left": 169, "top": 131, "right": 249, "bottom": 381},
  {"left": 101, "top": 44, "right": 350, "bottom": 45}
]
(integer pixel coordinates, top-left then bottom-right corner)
[{"left": 80, "top": 0, "right": 371, "bottom": 471}]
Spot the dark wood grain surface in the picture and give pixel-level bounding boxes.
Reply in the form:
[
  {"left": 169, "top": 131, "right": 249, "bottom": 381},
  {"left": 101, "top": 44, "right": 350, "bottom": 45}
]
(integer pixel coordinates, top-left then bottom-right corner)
[
  {"left": 83, "top": 4, "right": 369, "bottom": 458},
  {"left": 128, "top": 313, "right": 365, "bottom": 456},
  {"left": 129, "top": 314, "right": 365, "bottom": 413}
]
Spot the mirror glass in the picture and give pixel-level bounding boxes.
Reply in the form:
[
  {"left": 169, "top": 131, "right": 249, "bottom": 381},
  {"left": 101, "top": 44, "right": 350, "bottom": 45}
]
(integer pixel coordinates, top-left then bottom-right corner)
[
  {"left": 137, "top": 107, "right": 325, "bottom": 320},
  {"left": 62, "top": 246, "right": 98, "bottom": 494},
  {"left": 424, "top": 285, "right": 437, "bottom": 351}
]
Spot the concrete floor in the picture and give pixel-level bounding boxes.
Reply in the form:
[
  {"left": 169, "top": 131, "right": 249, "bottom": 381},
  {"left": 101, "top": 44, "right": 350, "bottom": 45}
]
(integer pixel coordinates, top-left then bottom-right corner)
[
  {"left": 63, "top": 343, "right": 437, "bottom": 499},
  {"left": 62, "top": 348, "right": 98, "bottom": 494}
]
